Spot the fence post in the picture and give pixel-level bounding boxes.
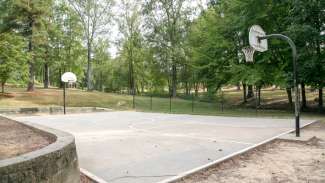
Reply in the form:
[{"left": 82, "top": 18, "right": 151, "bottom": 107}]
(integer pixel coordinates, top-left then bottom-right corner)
[
  {"left": 150, "top": 94, "right": 153, "bottom": 111},
  {"left": 192, "top": 93, "right": 194, "bottom": 113},
  {"left": 221, "top": 90, "right": 224, "bottom": 112},
  {"left": 255, "top": 86, "right": 258, "bottom": 115},
  {"left": 133, "top": 93, "right": 135, "bottom": 109},
  {"left": 170, "top": 95, "right": 172, "bottom": 113}
]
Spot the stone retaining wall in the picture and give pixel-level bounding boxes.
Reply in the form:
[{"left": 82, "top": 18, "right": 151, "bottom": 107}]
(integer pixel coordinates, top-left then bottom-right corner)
[
  {"left": 0, "top": 121, "right": 80, "bottom": 183},
  {"left": 0, "top": 107, "right": 111, "bottom": 115}
]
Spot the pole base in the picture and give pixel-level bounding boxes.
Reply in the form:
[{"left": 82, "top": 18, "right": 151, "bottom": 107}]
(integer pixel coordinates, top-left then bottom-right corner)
[{"left": 295, "top": 115, "right": 300, "bottom": 137}]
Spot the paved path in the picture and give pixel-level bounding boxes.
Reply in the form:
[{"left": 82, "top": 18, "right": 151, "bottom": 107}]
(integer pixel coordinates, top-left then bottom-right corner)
[{"left": 15, "top": 112, "right": 312, "bottom": 183}]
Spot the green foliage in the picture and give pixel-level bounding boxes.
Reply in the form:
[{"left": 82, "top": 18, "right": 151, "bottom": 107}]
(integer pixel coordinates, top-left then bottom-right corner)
[
  {"left": 0, "top": 32, "right": 29, "bottom": 91},
  {"left": 0, "top": 0, "right": 323, "bottom": 111},
  {"left": 144, "top": 0, "right": 195, "bottom": 96},
  {"left": 288, "top": 0, "right": 325, "bottom": 88},
  {"left": 188, "top": 8, "right": 233, "bottom": 92},
  {"left": 68, "top": 0, "right": 114, "bottom": 90},
  {"left": 47, "top": 1, "right": 86, "bottom": 86}
]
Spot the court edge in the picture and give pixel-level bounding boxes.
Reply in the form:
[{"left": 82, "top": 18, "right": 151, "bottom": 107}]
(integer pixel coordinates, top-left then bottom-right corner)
[
  {"left": 157, "top": 120, "right": 318, "bottom": 183},
  {"left": 80, "top": 168, "right": 110, "bottom": 183}
]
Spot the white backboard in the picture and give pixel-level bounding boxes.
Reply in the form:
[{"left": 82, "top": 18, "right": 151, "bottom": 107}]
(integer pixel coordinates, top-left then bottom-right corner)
[
  {"left": 61, "top": 72, "right": 77, "bottom": 83},
  {"left": 249, "top": 25, "right": 268, "bottom": 52}
]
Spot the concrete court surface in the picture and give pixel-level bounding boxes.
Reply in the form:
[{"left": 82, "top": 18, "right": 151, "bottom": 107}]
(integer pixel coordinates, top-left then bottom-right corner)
[{"left": 15, "top": 112, "right": 313, "bottom": 183}]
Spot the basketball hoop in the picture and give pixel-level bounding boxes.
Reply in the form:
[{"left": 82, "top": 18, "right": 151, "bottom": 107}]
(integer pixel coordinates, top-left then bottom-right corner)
[
  {"left": 61, "top": 72, "right": 77, "bottom": 115},
  {"left": 242, "top": 47, "right": 255, "bottom": 63},
  {"left": 249, "top": 25, "right": 268, "bottom": 52},
  {"left": 246, "top": 24, "right": 301, "bottom": 137}
]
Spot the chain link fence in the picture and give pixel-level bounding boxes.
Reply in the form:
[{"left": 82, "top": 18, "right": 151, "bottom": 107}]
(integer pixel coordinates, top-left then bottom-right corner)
[{"left": 126, "top": 88, "right": 325, "bottom": 117}]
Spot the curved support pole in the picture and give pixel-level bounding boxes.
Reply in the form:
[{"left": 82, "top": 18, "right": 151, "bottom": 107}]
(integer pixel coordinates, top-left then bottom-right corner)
[{"left": 259, "top": 34, "right": 300, "bottom": 137}]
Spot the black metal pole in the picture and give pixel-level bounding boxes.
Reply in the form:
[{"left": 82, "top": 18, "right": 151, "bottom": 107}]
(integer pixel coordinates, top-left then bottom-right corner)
[
  {"left": 150, "top": 94, "right": 153, "bottom": 111},
  {"left": 255, "top": 86, "right": 258, "bottom": 116},
  {"left": 221, "top": 90, "right": 224, "bottom": 112},
  {"left": 63, "top": 82, "right": 66, "bottom": 115},
  {"left": 192, "top": 93, "right": 194, "bottom": 113},
  {"left": 170, "top": 95, "right": 172, "bottom": 113},
  {"left": 132, "top": 88, "right": 135, "bottom": 109},
  {"left": 259, "top": 34, "right": 300, "bottom": 137}
]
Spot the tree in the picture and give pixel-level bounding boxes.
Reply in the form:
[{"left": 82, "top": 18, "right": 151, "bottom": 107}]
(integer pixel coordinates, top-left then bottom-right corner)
[
  {"left": 187, "top": 7, "right": 232, "bottom": 96},
  {"left": 289, "top": 0, "right": 325, "bottom": 111},
  {"left": 68, "top": 0, "right": 114, "bottom": 91},
  {"left": 144, "top": 0, "right": 196, "bottom": 97},
  {"left": 216, "top": 0, "right": 297, "bottom": 105},
  {"left": 6, "top": 0, "right": 53, "bottom": 91},
  {"left": 47, "top": 1, "right": 85, "bottom": 88},
  {"left": 92, "top": 39, "right": 111, "bottom": 91},
  {"left": 117, "top": 0, "right": 143, "bottom": 95},
  {"left": 0, "top": 32, "right": 29, "bottom": 93}
]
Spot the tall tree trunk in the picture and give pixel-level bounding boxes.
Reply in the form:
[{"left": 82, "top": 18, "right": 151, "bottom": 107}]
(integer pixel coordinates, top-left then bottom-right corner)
[
  {"left": 172, "top": 64, "right": 177, "bottom": 97},
  {"left": 136, "top": 85, "right": 140, "bottom": 94},
  {"left": 195, "top": 82, "right": 199, "bottom": 97},
  {"left": 301, "top": 82, "right": 307, "bottom": 110},
  {"left": 27, "top": 63, "right": 35, "bottom": 91},
  {"left": 27, "top": 18, "right": 35, "bottom": 92},
  {"left": 1, "top": 82, "right": 4, "bottom": 93},
  {"left": 44, "top": 63, "right": 50, "bottom": 89},
  {"left": 128, "top": 57, "right": 135, "bottom": 95},
  {"left": 243, "top": 84, "right": 247, "bottom": 103},
  {"left": 286, "top": 88, "right": 293, "bottom": 107},
  {"left": 185, "top": 81, "right": 190, "bottom": 96},
  {"left": 86, "top": 41, "right": 92, "bottom": 91},
  {"left": 141, "top": 82, "right": 144, "bottom": 94},
  {"left": 315, "top": 14, "right": 323, "bottom": 112},
  {"left": 257, "top": 86, "right": 261, "bottom": 106},
  {"left": 59, "top": 69, "right": 63, "bottom": 88},
  {"left": 247, "top": 85, "right": 254, "bottom": 98},
  {"left": 319, "top": 87, "right": 323, "bottom": 112},
  {"left": 99, "top": 71, "right": 103, "bottom": 92},
  {"left": 128, "top": 44, "right": 135, "bottom": 95},
  {"left": 236, "top": 83, "right": 241, "bottom": 91}
]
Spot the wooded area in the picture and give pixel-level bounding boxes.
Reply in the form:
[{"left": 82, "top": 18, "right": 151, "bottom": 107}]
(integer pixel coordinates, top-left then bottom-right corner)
[{"left": 0, "top": 0, "right": 324, "bottom": 111}]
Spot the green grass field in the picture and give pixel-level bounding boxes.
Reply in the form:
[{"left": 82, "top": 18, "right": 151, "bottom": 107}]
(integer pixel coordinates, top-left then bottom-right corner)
[{"left": 0, "top": 86, "right": 324, "bottom": 119}]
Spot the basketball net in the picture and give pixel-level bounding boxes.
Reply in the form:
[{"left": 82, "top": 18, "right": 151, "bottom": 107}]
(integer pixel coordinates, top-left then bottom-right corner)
[{"left": 242, "top": 47, "right": 255, "bottom": 63}]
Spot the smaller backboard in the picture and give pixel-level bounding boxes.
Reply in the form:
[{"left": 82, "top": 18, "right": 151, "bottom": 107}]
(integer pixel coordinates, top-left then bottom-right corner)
[
  {"left": 249, "top": 25, "right": 268, "bottom": 52},
  {"left": 61, "top": 72, "right": 77, "bottom": 83}
]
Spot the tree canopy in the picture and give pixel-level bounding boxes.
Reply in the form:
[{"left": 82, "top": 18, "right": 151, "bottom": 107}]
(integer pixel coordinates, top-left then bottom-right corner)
[{"left": 0, "top": 0, "right": 324, "bottom": 109}]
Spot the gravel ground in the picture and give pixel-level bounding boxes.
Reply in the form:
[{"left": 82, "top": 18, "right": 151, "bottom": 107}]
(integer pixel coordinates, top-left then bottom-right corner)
[
  {"left": 0, "top": 116, "right": 54, "bottom": 160},
  {"left": 176, "top": 122, "right": 325, "bottom": 183}
]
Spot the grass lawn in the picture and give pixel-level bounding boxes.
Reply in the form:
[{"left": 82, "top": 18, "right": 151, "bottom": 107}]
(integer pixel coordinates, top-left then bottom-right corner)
[{"left": 0, "top": 86, "right": 324, "bottom": 120}]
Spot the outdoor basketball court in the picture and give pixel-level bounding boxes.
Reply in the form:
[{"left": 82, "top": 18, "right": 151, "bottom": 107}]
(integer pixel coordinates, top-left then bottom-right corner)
[{"left": 15, "top": 112, "right": 313, "bottom": 183}]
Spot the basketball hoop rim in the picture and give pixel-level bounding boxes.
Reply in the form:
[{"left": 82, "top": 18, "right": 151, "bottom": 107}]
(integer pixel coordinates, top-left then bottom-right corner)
[{"left": 242, "top": 46, "right": 255, "bottom": 63}]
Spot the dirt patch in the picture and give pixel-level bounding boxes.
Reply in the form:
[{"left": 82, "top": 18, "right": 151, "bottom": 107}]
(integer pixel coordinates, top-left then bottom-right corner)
[
  {"left": 80, "top": 173, "right": 96, "bottom": 183},
  {"left": 0, "top": 116, "right": 54, "bottom": 160},
  {"left": 177, "top": 122, "right": 325, "bottom": 183}
]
